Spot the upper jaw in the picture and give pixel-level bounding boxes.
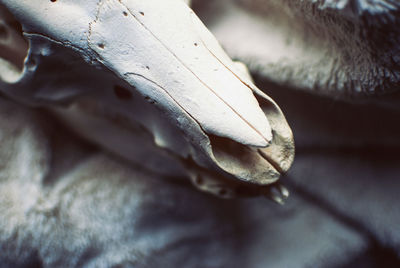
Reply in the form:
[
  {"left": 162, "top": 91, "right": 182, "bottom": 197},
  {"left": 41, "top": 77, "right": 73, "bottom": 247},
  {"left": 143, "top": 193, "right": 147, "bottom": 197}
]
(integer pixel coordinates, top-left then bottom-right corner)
[
  {"left": 87, "top": 0, "right": 274, "bottom": 148},
  {"left": 0, "top": 0, "right": 294, "bottom": 199},
  {"left": 1, "top": 0, "right": 273, "bottom": 147}
]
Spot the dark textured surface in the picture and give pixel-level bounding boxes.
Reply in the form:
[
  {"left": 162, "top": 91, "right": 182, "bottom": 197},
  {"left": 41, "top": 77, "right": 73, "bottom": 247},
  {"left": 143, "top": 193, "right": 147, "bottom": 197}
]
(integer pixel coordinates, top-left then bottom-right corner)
[
  {"left": 0, "top": 98, "right": 366, "bottom": 267},
  {"left": 194, "top": 0, "right": 400, "bottom": 98},
  {"left": 257, "top": 75, "right": 400, "bottom": 266},
  {"left": 1, "top": 75, "right": 399, "bottom": 266}
]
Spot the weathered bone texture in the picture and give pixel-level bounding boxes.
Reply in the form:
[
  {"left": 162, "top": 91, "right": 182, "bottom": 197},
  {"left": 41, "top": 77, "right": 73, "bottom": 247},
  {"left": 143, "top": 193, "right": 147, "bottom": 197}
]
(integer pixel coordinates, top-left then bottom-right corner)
[
  {"left": 193, "top": 0, "right": 400, "bottom": 100},
  {"left": 0, "top": 0, "right": 294, "bottom": 200}
]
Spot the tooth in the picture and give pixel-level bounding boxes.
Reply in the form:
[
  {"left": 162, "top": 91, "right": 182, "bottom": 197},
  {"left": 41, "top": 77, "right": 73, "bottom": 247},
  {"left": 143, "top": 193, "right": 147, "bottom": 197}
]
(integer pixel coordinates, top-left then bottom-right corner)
[
  {"left": 278, "top": 184, "right": 290, "bottom": 199},
  {"left": 262, "top": 184, "right": 289, "bottom": 205}
]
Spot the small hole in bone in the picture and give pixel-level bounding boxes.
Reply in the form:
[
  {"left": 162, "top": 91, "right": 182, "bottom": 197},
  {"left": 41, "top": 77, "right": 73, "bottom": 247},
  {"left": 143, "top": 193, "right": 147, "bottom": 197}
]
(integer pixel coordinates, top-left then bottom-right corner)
[
  {"left": 146, "top": 66, "right": 150, "bottom": 70},
  {"left": 123, "top": 11, "right": 128, "bottom": 16},
  {"left": 113, "top": 85, "right": 132, "bottom": 100},
  {"left": 218, "top": 189, "right": 227, "bottom": 196},
  {"left": 195, "top": 176, "right": 203, "bottom": 185},
  {"left": 50, "top": 0, "right": 57, "bottom": 2},
  {"left": 98, "top": 43, "right": 105, "bottom": 49},
  {"left": 139, "top": 11, "right": 145, "bottom": 16},
  {"left": 144, "top": 96, "right": 156, "bottom": 104},
  {"left": 194, "top": 43, "right": 198, "bottom": 46}
]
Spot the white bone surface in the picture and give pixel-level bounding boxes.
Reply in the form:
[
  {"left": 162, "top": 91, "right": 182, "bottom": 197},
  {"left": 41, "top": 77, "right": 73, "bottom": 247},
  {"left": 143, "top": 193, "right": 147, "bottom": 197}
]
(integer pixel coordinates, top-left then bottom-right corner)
[{"left": 2, "top": 0, "right": 272, "bottom": 147}]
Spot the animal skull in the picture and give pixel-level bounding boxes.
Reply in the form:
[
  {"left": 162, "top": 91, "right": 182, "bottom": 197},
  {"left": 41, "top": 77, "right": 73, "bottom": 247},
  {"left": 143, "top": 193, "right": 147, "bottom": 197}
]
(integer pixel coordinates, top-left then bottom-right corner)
[{"left": 0, "top": 0, "right": 294, "bottom": 202}]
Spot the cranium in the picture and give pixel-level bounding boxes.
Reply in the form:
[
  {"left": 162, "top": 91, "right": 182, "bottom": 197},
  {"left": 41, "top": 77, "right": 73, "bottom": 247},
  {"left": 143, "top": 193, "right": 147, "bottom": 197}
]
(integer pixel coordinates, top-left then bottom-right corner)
[{"left": 0, "top": 0, "right": 294, "bottom": 202}]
